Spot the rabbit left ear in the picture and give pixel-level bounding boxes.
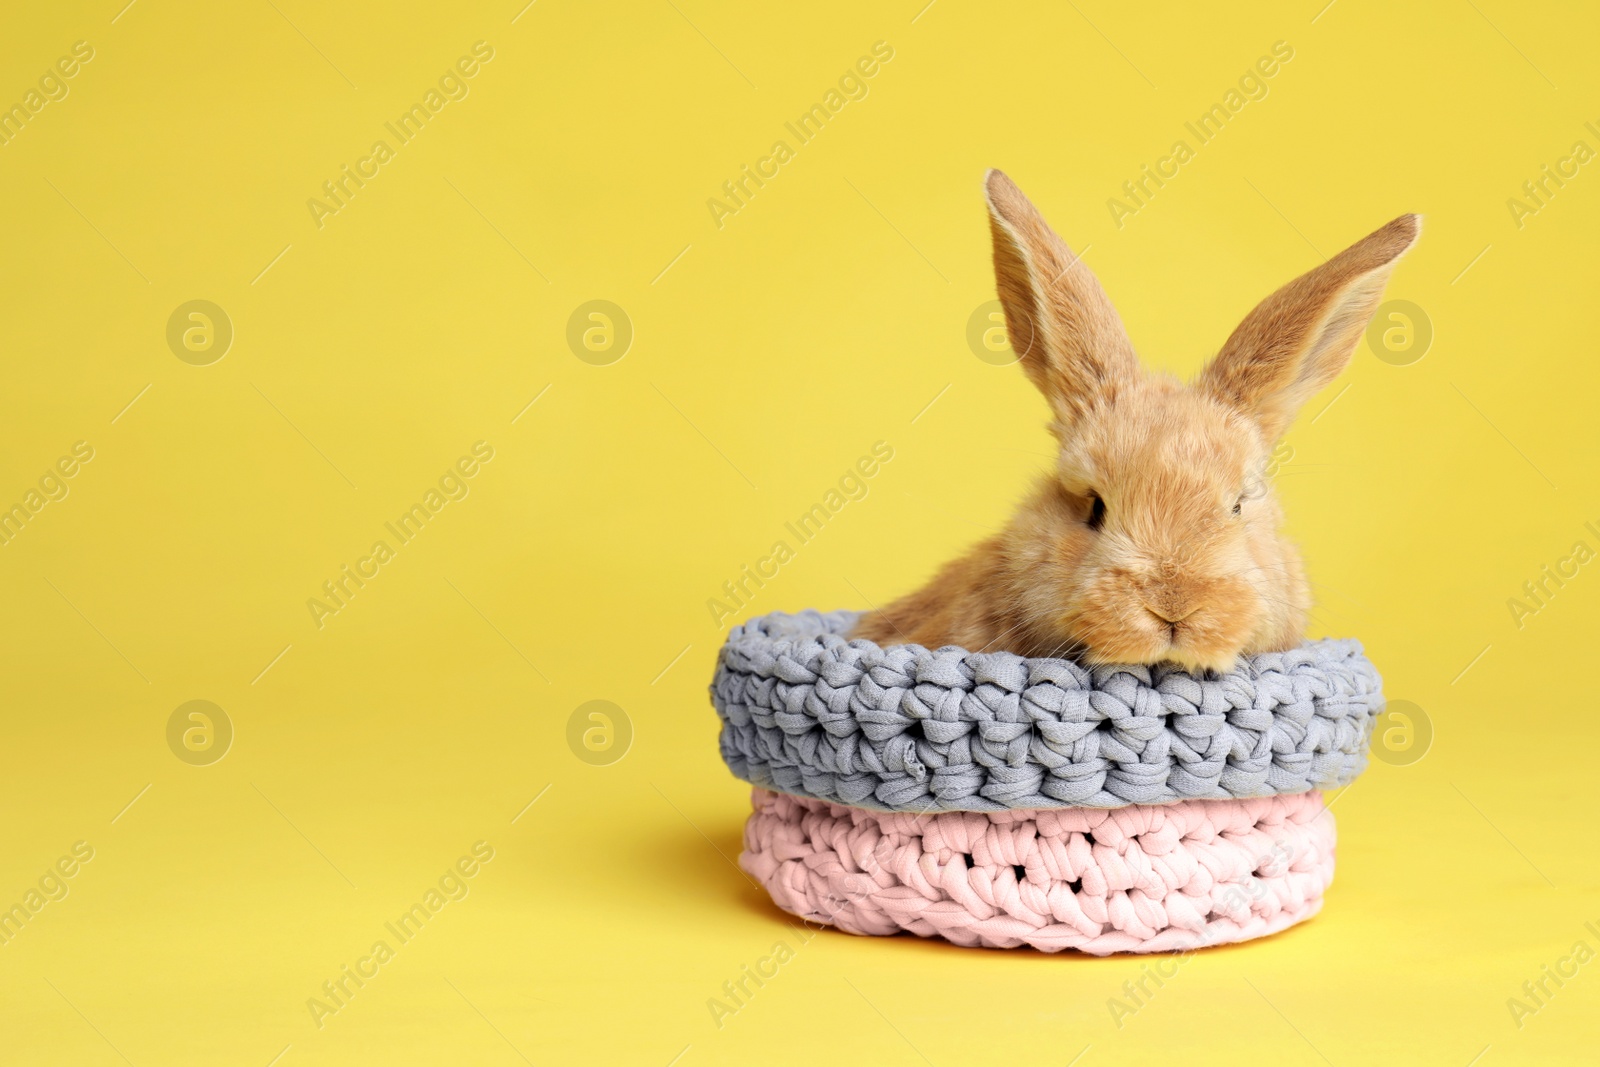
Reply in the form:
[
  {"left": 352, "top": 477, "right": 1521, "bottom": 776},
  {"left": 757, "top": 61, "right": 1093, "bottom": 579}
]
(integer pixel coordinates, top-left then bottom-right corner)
[
  {"left": 1198, "top": 214, "right": 1421, "bottom": 441},
  {"left": 985, "top": 169, "right": 1139, "bottom": 433}
]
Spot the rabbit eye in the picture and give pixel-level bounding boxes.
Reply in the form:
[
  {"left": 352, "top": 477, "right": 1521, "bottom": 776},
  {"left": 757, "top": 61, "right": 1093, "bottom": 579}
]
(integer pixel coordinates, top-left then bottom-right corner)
[
  {"left": 1232, "top": 497, "right": 1244, "bottom": 516},
  {"left": 1087, "top": 492, "right": 1106, "bottom": 531}
]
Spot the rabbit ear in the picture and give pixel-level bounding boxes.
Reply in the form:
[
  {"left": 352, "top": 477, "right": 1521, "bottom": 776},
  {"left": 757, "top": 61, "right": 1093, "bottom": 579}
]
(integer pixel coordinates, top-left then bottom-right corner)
[
  {"left": 985, "top": 170, "right": 1139, "bottom": 431},
  {"left": 1198, "top": 214, "right": 1421, "bottom": 441}
]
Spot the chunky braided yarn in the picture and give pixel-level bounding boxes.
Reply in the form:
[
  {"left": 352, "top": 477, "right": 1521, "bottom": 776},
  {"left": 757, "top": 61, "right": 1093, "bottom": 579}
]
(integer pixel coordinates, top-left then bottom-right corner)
[
  {"left": 714, "top": 609, "right": 1381, "bottom": 812},
  {"left": 740, "top": 787, "right": 1336, "bottom": 955}
]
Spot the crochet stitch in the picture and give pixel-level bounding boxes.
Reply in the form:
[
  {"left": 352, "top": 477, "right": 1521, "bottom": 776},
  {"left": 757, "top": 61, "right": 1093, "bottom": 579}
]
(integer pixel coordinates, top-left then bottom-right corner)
[
  {"left": 714, "top": 609, "right": 1382, "bottom": 812},
  {"left": 740, "top": 787, "right": 1336, "bottom": 955}
]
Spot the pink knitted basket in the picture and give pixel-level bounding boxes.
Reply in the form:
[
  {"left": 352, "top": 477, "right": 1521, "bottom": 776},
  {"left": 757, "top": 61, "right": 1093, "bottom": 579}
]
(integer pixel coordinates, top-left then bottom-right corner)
[{"left": 740, "top": 787, "right": 1336, "bottom": 955}]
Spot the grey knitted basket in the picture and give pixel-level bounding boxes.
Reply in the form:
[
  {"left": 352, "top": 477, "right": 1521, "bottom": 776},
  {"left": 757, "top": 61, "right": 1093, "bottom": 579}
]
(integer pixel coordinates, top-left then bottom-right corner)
[{"left": 711, "top": 609, "right": 1382, "bottom": 813}]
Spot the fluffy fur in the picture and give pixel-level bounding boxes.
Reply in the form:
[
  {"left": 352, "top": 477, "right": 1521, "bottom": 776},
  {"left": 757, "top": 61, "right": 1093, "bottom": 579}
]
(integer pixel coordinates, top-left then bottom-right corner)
[{"left": 853, "top": 170, "right": 1418, "bottom": 671}]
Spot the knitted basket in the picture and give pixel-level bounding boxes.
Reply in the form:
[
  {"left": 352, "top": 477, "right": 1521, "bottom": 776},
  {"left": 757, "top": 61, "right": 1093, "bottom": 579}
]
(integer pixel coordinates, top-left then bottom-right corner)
[
  {"left": 714, "top": 609, "right": 1381, "bottom": 813},
  {"left": 740, "top": 786, "right": 1337, "bottom": 955},
  {"left": 713, "top": 609, "right": 1381, "bottom": 955}
]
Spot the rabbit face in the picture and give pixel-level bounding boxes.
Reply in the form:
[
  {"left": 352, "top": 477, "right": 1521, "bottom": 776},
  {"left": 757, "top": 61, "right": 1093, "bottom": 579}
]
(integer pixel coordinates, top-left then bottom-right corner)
[{"left": 1049, "top": 381, "right": 1301, "bottom": 672}]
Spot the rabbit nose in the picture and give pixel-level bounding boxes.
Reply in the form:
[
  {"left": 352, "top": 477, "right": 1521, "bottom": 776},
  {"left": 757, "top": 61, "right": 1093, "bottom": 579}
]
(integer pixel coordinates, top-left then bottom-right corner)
[{"left": 1143, "top": 600, "right": 1196, "bottom": 624}]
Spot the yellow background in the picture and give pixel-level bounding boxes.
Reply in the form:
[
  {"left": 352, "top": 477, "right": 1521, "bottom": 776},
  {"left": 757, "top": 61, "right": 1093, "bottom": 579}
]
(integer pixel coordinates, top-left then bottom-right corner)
[{"left": 1, "top": 0, "right": 1596, "bottom": 1063}]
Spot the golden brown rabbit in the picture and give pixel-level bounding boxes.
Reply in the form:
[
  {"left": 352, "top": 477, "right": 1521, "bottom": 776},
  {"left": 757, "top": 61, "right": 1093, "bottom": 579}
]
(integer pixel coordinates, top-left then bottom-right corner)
[{"left": 853, "top": 170, "right": 1418, "bottom": 672}]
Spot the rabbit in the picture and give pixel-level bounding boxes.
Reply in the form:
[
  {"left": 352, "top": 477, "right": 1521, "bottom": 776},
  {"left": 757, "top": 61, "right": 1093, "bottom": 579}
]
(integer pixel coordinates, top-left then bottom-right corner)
[{"left": 852, "top": 170, "right": 1418, "bottom": 672}]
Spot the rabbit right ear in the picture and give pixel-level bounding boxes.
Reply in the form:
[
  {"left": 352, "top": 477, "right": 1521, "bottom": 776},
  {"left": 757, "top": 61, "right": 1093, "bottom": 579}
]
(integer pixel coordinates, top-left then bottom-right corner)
[
  {"left": 1198, "top": 214, "right": 1420, "bottom": 441},
  {"left": 985, "top": 170, "right": 1139, "bottom": 432}
]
